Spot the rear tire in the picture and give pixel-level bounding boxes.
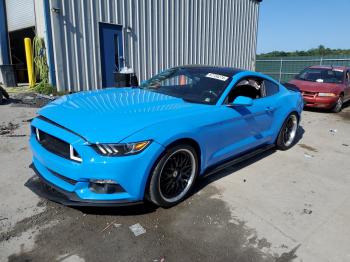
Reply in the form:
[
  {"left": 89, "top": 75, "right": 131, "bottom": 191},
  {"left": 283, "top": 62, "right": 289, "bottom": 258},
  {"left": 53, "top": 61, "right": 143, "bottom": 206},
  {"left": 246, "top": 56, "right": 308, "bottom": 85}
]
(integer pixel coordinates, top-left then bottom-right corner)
[
  {"left": 331, "top": 95, "right": 343, "bottom": 113},
  {"left": 146, "top": 144, "right": 199, "bottom": 208},
  {"left": 276, "top": 113, "right": 299, "bottom": 150}
]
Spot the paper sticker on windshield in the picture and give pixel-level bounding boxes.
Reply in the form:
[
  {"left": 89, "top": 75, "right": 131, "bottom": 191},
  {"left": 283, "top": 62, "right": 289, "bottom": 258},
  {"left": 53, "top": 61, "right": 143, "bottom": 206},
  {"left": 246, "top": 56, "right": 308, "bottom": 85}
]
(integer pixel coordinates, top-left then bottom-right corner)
[
  {"left": 206, "top": 73, "right": 229, "bottom": 81},
  {"left": 316, "top": 79, "right": 324, "bottom": 83}
]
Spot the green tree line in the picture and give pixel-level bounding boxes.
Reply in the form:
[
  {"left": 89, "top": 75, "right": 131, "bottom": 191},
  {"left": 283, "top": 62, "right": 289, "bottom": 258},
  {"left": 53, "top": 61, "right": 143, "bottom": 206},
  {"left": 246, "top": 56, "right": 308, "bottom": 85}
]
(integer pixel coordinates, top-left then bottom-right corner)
[{"left": 257, "top": 45, "right": 350, "bottom": 58}]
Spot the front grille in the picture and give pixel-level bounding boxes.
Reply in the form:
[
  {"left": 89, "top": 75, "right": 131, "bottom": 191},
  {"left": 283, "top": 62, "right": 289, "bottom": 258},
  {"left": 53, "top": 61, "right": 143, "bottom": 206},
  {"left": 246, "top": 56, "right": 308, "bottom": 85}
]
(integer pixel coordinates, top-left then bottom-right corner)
[{"left": 36, "top": 129, "right": 71, "bottom": 160}]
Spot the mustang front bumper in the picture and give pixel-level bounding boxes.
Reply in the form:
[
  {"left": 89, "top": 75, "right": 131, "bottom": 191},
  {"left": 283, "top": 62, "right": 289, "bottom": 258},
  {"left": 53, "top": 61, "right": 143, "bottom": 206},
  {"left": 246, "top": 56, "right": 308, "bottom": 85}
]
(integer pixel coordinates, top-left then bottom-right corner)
[
  {"left": 29, "top": 117, "right": 165, "bottom": 206},
  {"left": 28, "top": 164, "right": 143, "bottom": 206}
]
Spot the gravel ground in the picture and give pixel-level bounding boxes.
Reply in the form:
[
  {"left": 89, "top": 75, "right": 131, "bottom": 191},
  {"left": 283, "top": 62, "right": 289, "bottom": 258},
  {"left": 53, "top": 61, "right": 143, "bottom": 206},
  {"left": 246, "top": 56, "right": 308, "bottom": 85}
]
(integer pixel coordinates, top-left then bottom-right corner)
[
  {"left": 1, "top": 92, "right": 56, "bottom": 108},
  {"left": 0, "top": 93, "right": 349, "bottom": 262}
]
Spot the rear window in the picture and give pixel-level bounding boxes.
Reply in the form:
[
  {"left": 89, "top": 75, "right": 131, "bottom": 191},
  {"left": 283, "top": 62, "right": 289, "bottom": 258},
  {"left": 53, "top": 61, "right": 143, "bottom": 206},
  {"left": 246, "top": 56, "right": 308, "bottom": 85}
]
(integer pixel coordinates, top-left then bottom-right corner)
[
  {"left": 264, "top": 80, "right": 279, "bottom": 96},
  {"left": 296, "top": 68, "right": 344, "bottom": 84}
]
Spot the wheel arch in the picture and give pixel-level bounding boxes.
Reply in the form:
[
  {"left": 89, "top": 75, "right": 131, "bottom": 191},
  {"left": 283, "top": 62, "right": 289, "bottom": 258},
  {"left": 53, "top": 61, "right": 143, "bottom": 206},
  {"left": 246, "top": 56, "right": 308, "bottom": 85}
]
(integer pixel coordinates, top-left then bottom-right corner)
[
  {"left": 273, "top": 110, "right": 300, "bottom": 144},
  {"left": 290, "top": 110, "right": 301, "bottom": 122},
  {"left": 154, "top": 137, "right": 202, "bottom": 175},
  {"left": 144, "top": 137, "right": 202, "bottom": 201}
]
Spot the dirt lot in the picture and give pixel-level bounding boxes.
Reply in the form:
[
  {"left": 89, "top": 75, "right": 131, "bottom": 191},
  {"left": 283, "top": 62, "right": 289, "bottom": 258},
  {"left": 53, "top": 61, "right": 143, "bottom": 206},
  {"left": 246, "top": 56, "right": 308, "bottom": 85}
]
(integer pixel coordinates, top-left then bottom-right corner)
[{"left": 1, "top": 95, "right": 350, "bottom": 262}]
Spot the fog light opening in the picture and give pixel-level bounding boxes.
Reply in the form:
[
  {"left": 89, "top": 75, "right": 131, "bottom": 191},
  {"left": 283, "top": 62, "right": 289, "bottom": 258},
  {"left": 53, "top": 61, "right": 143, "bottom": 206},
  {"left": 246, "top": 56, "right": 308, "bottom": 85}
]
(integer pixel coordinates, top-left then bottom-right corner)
[{"left": 88, "top": 180, "right": 125, "bottom": 194}]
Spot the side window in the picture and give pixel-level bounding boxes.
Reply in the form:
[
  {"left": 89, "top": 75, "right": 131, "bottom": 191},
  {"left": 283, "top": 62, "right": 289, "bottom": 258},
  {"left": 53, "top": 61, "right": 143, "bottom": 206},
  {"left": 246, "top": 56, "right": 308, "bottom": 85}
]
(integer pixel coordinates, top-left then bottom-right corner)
[
  {"left": 264, "top": 80, "right": 279, "bottom": 97},
  {"left": 226, "top": 77, "right": 263, "bottom": 104}
]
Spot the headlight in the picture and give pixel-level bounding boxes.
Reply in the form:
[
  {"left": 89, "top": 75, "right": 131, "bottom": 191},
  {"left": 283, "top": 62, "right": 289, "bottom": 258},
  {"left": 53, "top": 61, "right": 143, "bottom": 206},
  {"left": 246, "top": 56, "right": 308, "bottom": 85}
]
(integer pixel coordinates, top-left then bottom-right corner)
[
  {"left": 92, "top": 140, "right": 151, "bottom": 156},
  {"left": 318, "top": 93, "right": 337, "bottom": 97}
]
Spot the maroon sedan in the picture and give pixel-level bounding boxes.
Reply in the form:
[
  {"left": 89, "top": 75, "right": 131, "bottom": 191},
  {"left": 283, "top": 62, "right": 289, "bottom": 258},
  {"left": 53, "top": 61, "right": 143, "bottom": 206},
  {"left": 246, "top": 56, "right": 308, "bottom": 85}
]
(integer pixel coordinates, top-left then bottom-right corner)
[{"left": 289, "top": 66, "right": 350, "bottom": 112}]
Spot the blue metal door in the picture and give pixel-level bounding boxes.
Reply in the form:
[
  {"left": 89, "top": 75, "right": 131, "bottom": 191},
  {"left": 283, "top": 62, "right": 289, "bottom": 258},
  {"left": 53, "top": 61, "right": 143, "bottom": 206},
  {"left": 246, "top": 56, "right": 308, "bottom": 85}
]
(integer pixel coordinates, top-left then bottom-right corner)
[{"left": 99, "top": 23, "right": 124, "bottom": 87}]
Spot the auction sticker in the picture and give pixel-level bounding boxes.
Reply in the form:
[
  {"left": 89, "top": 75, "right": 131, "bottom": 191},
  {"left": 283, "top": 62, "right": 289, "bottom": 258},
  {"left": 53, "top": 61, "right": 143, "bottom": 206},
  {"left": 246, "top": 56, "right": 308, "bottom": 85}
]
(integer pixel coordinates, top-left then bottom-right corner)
[{"left": 206, "top": 73, "right": 229, "bottom": 81}]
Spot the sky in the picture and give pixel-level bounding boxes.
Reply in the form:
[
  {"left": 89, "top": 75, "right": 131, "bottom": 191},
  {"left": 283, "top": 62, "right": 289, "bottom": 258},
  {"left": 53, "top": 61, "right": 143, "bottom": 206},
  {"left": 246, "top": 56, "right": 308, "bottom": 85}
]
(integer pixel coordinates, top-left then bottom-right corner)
[{"left": 257, "top": 0, "right": 350, "bottom": 54}]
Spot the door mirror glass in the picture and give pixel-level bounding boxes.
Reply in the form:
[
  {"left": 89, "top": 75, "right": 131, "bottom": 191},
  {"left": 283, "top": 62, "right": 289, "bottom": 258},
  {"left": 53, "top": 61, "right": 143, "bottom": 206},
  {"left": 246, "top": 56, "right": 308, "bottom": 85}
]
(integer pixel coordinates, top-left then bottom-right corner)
[{"left": 231, "top": 96, "right": 253, "bottom": 107}]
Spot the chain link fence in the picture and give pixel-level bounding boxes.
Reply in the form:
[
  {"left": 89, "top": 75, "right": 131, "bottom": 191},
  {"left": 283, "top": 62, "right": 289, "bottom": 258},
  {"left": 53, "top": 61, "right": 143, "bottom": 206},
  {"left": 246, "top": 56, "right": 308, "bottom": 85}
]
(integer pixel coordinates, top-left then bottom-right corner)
[{"left": 256, "top": 55, "right": 350, "bottom": 83}]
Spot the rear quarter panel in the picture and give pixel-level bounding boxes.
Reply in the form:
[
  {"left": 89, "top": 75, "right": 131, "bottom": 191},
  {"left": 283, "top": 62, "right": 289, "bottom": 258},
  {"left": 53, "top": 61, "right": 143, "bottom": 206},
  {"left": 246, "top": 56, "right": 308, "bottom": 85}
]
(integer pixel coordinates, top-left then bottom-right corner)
[{"left": 271, "top": 83, "right": 303, "bottom": 139}]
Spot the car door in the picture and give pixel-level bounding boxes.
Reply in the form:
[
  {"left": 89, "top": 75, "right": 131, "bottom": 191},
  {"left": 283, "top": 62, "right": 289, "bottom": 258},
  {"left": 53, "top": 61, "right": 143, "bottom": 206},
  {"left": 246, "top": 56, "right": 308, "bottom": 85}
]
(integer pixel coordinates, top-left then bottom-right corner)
[
  {"left": 203, "top": 77, "right": 277, "bottom": 167},
  {"left": 249, "top": 79, "right": 281, "bottom": 140},
  {"left": 201, "top": 104, "right": 258, "bottom": 167},
  {"left": 232, "top": 79, "right": 278, "bottom": 149}
]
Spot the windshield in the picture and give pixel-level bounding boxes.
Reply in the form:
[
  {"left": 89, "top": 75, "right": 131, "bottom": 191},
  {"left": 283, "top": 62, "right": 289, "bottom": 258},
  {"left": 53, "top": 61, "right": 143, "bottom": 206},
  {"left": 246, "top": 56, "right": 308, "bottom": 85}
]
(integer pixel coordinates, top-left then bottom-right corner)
[
  {"left": 296, "top": 68, "right": 344, "bottom": 84},
  {"left": 140, "top": 67, "right": 233, "bottom": 104}
]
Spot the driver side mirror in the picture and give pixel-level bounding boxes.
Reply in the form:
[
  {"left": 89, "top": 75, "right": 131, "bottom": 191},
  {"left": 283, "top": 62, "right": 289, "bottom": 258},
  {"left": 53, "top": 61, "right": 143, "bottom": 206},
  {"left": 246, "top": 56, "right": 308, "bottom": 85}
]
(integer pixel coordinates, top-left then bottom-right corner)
[{"left": 231, "top": 96, "right": 253, "bottom": 107}]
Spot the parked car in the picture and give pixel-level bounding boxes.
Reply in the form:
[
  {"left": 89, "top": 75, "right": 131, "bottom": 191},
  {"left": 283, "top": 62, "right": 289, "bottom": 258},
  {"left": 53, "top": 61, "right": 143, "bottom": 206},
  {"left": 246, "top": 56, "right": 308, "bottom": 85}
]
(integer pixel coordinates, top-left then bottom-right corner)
[
  {"left": 29, "top": 66, "right": 303, "bottom": 207},
  {"left": 288, "top": 66, "right": 350, "bottom": 112}
]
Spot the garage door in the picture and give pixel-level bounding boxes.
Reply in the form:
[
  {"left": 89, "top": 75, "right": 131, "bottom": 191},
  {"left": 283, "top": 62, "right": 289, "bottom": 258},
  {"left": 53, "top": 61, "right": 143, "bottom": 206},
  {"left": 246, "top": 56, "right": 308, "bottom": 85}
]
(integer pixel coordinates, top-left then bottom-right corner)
[{"left": 5, "top": 0, "right": 35, "bottom": 32}]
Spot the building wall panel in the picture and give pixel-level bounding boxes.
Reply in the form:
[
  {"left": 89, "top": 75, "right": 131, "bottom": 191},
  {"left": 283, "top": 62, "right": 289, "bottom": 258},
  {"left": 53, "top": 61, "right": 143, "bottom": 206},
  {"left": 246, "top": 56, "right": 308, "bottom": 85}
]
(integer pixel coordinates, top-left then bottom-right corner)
[
  {"left": 5, "top": 0, "right": 35, "bottom": 32},
  {"left": 48, "top": 0, "right": 260, "bottom": 91}
]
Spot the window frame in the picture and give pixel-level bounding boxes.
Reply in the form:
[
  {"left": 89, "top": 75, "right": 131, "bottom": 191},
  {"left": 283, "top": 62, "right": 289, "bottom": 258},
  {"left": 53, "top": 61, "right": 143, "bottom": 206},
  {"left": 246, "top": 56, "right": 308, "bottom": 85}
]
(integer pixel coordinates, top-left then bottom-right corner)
[
  {"left": 222, "top": 75, "right": 281, "bottom": 105},
  {"left": 262, "top": 79, "right": 280, "bottom": 97}
]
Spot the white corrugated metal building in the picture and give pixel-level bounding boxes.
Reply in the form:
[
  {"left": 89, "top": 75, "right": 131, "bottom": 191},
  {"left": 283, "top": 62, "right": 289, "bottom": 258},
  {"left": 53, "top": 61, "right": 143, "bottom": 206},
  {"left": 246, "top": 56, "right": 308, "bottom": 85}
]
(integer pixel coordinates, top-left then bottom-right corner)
[{"left": 0, "top": 0, "right": 262, "bottom": 91}]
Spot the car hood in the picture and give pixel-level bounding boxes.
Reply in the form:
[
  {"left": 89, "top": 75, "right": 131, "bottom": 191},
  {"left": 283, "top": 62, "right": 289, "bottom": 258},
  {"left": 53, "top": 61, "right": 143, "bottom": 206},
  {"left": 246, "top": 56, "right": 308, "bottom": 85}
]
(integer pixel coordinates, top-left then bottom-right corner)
[
  {"left": 289, "top": 79, "right": 342, "bottom": 93},
  {"left": 38, "top": 88, "right": 208, "bottom": 143}
]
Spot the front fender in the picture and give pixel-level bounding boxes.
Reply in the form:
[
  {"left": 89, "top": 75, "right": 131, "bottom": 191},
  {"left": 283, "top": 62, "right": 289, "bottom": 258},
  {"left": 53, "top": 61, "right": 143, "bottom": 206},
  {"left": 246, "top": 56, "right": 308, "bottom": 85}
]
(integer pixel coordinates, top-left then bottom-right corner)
[{"left": 121, "top": 121, "right": 207, "bottom": 174}]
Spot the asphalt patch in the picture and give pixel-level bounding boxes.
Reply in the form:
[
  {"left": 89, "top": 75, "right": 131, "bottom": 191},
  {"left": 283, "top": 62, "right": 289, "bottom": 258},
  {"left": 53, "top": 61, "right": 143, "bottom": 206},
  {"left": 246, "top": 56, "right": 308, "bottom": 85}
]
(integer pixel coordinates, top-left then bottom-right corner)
[
  {"left": 8, "top": 92, "right": 54, "bottom": 108},
  {"left": 0, "top": 122, "right": 19, "bottom": 136},
  {"left": 338, "top": 110, "right": 350, "bottom": 122},
  {"left": 3, "top": 179, "right": 299, "bottom": 262}
]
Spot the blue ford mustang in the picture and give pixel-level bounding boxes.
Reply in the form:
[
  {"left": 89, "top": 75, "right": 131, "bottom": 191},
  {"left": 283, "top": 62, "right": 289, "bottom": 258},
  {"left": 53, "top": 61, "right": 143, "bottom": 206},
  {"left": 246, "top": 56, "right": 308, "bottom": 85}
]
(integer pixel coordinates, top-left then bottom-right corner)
[{"left": 29, "top": 66, "right": 303, "bottom": 207}]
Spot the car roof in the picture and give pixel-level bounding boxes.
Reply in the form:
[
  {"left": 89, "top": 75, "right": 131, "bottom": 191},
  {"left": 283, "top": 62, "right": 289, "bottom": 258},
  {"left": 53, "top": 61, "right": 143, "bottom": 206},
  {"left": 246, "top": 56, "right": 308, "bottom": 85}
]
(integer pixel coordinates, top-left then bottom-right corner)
[
  {"left": 174, "top": 65, "right": 244, "bottom": 76},
  {"left": 308, "top": 65, "right": 350, "bottom": 71}
]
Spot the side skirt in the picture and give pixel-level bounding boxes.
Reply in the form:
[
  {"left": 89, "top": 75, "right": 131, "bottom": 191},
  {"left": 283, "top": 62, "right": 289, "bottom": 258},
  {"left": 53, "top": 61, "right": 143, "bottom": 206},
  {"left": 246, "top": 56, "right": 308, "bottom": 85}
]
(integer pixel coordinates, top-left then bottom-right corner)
[{"left": 203, "top": 144, "right": 276, "bottom": 177}]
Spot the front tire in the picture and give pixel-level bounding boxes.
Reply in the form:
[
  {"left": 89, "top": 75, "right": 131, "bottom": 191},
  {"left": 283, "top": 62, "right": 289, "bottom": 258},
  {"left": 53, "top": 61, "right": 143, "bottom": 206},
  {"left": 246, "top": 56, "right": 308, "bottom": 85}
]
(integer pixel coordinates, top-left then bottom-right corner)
[
  {"left": 147, "top": 144, "right": 199, "bottom": 208},
  {"left": 332, "top": 95, "right": 343, "bottom": 113},
  {"left": 276, "top": 113, "right": 299, "bottom": 150}
]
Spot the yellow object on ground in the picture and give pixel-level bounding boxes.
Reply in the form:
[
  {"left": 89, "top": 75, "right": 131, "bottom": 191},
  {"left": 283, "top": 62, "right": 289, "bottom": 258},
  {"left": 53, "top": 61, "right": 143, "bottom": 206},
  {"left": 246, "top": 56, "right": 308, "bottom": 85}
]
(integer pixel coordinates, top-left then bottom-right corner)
[{"left": 24, "top": 38, "right": 35, "bottom": 87}]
